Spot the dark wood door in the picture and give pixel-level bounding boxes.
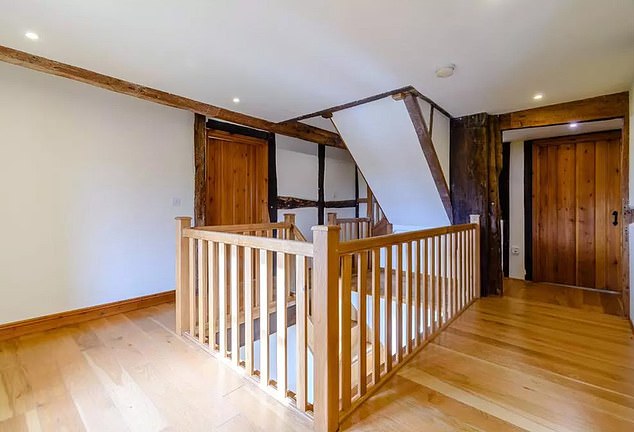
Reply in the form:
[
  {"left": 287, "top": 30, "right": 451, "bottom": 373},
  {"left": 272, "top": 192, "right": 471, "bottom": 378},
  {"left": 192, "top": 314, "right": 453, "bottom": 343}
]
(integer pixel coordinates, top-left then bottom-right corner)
[
  {"left": 532, "top": 131, "right": 621, "bottom": 290},
  {"left": 205, "top": 130, "right": 269, "bottom": 225}
]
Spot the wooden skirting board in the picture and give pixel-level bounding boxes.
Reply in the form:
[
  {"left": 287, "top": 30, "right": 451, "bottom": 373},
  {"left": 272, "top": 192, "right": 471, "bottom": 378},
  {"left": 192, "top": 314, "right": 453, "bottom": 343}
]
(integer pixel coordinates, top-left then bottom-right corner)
[{"left": 0, "top": 290, "right": 175, "bottom": 341}]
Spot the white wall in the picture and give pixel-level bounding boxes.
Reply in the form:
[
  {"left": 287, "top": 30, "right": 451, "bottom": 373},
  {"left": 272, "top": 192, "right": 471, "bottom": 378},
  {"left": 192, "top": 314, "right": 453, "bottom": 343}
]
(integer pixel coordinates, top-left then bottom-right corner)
[
  {"left": 333, "top": 97, "right": 450, "bottom": 229},
  {"left": 509, "top": 141, "right": 526, "bottom": 279},
  {"left": 276, "top": 136, "right": 357, "bottom": 240},
  {"left": 0, "top": 62, "right": 194, "bottom": 325}
]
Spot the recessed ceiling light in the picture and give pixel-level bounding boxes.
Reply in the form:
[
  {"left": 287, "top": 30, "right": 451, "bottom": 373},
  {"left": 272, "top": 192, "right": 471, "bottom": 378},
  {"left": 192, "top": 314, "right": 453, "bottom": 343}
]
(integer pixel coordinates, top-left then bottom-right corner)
[
  {"left": 569, "top": 122, "right": 578, "bottom": 129},
  {"left": 533, "top": 93, "right": 543, "bottom": 100},
  {"left": 232, "top": 97, "right": 240, "bottom": 103},
  {"left": 435, "top": 64, "right": 455, "bottom": 78},
  {"left": 25, "top": 31, "right": 39, "bottom": 40}
]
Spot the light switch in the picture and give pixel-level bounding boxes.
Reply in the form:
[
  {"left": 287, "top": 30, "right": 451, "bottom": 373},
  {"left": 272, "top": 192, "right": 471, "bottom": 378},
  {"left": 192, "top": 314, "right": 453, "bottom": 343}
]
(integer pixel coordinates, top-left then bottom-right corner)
[
  {"left": 172, "top": 197, "right": 182, "bottom": 207},
  {"left": 511, "top": 246, "right": 520, "bottom": 256}
]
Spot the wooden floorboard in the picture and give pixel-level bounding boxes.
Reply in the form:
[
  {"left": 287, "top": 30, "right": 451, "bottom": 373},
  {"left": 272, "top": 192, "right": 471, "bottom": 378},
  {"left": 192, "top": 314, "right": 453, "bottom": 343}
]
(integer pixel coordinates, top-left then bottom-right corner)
[
  {"left": 342, "top": 280, "right": 634, "bottom": 431},
  {"left": 0, "top": 280, "right": 632, "bottom": 431}
]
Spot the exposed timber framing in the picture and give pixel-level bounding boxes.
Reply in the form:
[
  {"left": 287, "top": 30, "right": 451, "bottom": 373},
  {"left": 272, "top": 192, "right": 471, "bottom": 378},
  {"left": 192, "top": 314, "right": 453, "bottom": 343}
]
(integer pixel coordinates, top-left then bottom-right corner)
[
  {"left": 0, "top": 44, "right": 344, "bottom": 148},
  {"left": 318, "top": 144, "right": 326, "bottom": 224},
  {"left": 499, "top": 90, "right": 630, "bottom": 317},
  {"left": 403, "top": 93, "right": 453, "bottom": 223},
  {"left": 282, "top": 85, "right": 452, "bottom": 123},
  {"left": 277, "top": 196, "right": 357, "bottom": 210},
  {"left": 499, "top": 92, "right": 628, "bottom": 130},
  {"left": 194, "top": 114, "right": 207, "bottom": 226}
]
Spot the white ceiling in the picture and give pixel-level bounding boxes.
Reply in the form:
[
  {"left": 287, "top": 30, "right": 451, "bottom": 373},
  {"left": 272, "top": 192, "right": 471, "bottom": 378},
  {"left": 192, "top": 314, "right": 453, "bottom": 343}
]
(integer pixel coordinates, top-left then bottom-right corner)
[
  {"left": 1, "top": 1, "right": 633, "bottom": 121},
  {"left": 503, "top": 118, "right": 623, "bottom": 142}
]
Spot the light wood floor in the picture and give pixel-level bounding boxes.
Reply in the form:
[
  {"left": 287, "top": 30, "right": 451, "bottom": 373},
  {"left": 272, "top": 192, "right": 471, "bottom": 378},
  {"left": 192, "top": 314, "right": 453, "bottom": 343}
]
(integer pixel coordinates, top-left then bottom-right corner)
[
  {"left": 342, "top": 280, "right": 634, "bottom": 431},
  {"left": 1, "top": 281, "right": 632, "bottom": 431}
]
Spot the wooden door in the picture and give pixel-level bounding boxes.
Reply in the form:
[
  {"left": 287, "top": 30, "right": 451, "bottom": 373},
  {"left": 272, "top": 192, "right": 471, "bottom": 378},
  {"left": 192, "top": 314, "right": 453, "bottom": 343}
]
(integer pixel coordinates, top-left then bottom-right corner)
[
  {"left": 532, "top": 131, "right": 621, "bottom": 290},
  {"left": 205, "top": 130, "right": 269, "bottom": 225}
]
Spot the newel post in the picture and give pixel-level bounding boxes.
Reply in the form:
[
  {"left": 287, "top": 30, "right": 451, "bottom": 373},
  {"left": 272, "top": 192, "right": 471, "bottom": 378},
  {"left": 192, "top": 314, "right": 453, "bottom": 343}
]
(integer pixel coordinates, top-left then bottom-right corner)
[
  {"left": 175, "top": 217, "right": 192, "bottom": 335},
  {"left": 470, "top": 214, "right": 482, "bottom": 298},
  {"left": 284, "top": 213, "right": 296, "bottom": 240},
  {"left": 312, "top": 225, "right": 340, "bottom": 432},
  {"left": 327, "top": 212, "right": 337, "bottom": 225}
]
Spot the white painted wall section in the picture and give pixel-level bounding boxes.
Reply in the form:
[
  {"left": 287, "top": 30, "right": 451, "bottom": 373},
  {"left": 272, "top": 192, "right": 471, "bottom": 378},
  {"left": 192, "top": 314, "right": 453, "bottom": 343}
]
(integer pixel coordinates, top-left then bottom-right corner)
[
  {"left": 333, "top": 97, "right": 450, "bottom": 228},
  {"left": 0, "top": 62, "right": 194, "bottom": 325},
  {"left": 509, "top": 141, "right": 526, "bottom": 279}
]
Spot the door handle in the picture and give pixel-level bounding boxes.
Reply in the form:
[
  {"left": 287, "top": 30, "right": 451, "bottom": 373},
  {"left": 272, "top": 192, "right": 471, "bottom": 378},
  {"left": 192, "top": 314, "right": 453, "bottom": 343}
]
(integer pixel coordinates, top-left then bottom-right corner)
[{"left": 612, "top": 210, "right": 618, "bottom": 226}]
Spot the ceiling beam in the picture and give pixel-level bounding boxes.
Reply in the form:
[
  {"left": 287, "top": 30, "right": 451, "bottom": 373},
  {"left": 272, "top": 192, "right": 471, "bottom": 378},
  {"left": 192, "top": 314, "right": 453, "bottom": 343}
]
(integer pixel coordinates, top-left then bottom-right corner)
[
  {"left": 0, "top": 45, "right": 344, "bottom": 148},
  {"left": 499, "top": 92, "right": 629, "bottom": 131},
  {"left": 282, "top": 85, "right": 452, "bottom": 123},
  {"left": 402, "top": 93, "right": 453, "bottom": 223}
]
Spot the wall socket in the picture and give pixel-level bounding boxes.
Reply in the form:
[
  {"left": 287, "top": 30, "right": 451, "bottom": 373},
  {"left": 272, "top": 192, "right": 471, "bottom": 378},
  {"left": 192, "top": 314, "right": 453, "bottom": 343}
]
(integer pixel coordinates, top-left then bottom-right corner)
[
  {"left": 172, "top": 197, "right": 182, "bottom": 207},
  {"left": 511, "top": 246, "right": 520, "bottom": 256}
]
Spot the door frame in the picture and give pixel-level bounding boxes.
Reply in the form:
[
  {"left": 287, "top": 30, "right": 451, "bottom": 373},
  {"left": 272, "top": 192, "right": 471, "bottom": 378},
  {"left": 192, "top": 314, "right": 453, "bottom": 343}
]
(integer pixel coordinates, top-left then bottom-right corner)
[
  {"left": 499, "top": 91, "right": 629, "bottom": 315},
  {"left": 525, "top": 130, "right": 623, "bottom": 290},
  {"left": 193, "top": 116, "right": 277, "bottom": 227}
]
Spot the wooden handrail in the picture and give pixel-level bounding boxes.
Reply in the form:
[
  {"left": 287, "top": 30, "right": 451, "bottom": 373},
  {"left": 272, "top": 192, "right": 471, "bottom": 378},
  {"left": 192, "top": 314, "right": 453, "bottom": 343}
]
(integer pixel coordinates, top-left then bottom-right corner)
[
  {"left": 176, "top": 214, "right": 481, "bottom": 432},
  {"left": 183, "top": 228, "right": 314, "bottom": 257},
  {"left": 338, "top": 223, "right": 477, "bottom": 254}
]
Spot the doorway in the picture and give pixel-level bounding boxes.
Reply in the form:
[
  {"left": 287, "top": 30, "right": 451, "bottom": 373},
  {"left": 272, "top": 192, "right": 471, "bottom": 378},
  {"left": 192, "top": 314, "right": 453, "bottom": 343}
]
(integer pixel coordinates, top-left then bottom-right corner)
[
  {"left": 531, "top": 130, "right": 621, "bottom": 291},
  {"left": 205, "top": 128, "right": 270, "bottom": 226}
]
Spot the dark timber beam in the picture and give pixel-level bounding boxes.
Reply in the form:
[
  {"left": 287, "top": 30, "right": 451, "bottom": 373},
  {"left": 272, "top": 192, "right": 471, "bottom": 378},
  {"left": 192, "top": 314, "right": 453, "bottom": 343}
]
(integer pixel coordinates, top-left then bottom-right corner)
[
  {"left": 499, "top": 92, "right": 628, "bottom": 130},
  {"left": 193, "top": 114, "right": 207, "bottom": 226},
  {"left": 282, "top": 85, "right": 452, "bottom": 123},
  {"left": 403, "top": 93, "right": 453, "bottom": 223},
  {"left": 451, "top": 113, "right": 503, "bottom": 297},
  {"left": 0, "top": 44, "right": 344, "bottom": 148}
]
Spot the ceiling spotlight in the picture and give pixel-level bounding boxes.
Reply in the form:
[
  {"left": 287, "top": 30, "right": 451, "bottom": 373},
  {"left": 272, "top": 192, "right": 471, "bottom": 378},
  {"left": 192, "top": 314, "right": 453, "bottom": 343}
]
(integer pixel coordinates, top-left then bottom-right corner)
[
  {"left": 232, "top": 97, "right": 240, "bottom": 103},
  {"left": 569, "top": 122, "right": 578, "bottom": 129},
  {"left": 25, "top": 31, "right": 39, "bottom": 40},
  {"left": 435, "top": 64, "right": 455, "bottom": 78},
  {"left": 533, "top": 93, "right": 543, "bottom": 100}
]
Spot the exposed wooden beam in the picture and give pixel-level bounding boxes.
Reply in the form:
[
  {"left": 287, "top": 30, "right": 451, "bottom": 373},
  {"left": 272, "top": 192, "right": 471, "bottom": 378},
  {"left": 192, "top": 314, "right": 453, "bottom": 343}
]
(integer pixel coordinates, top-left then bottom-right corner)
[
  {"left": 403, "top": 93, "right": 453, "bottom": 223},
  {"left": 0, "top": 44, "right": 344, "bottom": 148},
  {"left": 499, "top": 92, "right": 629, "bottom": 130},
  {"left": 276, "top": 196, "right": 357, "bottom": 210},
  {"left": 193, "top": 114, "right": 207, "bottom": 226},
  {"left": 283, "top": 85, "right": 452, "bottom": 123}
]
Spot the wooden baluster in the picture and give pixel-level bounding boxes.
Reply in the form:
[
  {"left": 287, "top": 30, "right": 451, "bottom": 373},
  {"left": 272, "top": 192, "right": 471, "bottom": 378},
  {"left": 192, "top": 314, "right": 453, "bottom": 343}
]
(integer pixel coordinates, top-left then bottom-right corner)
[
  {"left": 423, "top": 238, "right": 429, "bottom": 340},
  {"left": 295, "top": 255, "right": 307, "bottom": 412},
  {"left": 442, "top": 234, "right": 447, "bottom": 325},
  {"left": 218, "top": 243, "right": 227, "bottom": 357},
  {"left": 340, "top": 254, "right": 352, "bottom": 411},
  {"left": 259, "top": 249, "right": 270, "bottom": 388},
  {"left": 461, "top": 230, "right": 466, "bottom": 309},
  {"left": 385, "top": 245, "right": 393, "bottom": 373},
  {"left": 395, "top": 244, "right": 403, "bottom": 363},
  {"left": 244, "top": 247, "right": 254, "bottom": 374},
  {"left": 430, "top": 236, "right": 437, "bottom": 334},
  {"left": 189, "top": 238, "right": 196, "bottom": 336},
  {"left": 208, "top": 242, "right": 218, "bottom": 350},
  {"left": 452, "top": 232, "right": 457, "bottom": 319},
  {"left": 312, "top": 226, "right": 339, "bottom": 432},
  {"left": 371, "top": 248, "right": 381, "bottom": 383},
  {"left": 231, "top": 245, "right": 239, "bottom": 365},
  {"left": 414, "top": 240, "right": 421, "bottom": 347},
  {"left": 276, "top": 251, "right": 287, "bottom": 398},
  {"left": 406, "top": 242, "right": 412, "bottom": 354},
  {"left": 175, "top": 217, "right": 191, "bottom": 335},
  {"left": 198, "top": 240, "right": 208, "bottom": 345},
  {"left": 358, "top": 252, "right": 368, "bottom": 397}
]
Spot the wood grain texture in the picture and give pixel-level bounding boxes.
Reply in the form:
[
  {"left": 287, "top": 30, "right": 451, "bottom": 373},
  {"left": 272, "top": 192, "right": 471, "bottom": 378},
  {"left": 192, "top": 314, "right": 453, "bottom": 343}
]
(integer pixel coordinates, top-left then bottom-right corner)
[
  {"left": 532, "top": 131, "right": 622, "bottom": 290},
  {"left": 0, "top": 45, "right": 343, "bottom": 148},
  {"left": 341, "top": 279, "right": 634, "bottom": 431},
  {"left": 499, "top": 92, "right": 629, "bottom": 130},
  {"left": 194, "top": 113, "right": 207, "bottom": 226},
  {"left": 450, "top": 113, "right": 503, "bottom": 296},
  {"left": 206, "top": 130, "right": 269, "bottom": 226}
]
